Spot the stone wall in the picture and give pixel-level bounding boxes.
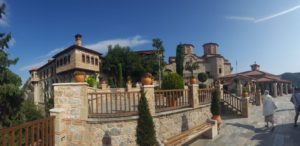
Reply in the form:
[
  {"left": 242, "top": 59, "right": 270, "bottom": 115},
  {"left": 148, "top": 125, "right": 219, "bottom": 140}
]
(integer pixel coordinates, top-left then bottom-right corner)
[
  {"left": 84, "top": 105, "right": 210, "bottom": 146},
  {"left": 51, "top": 83, "right": 212, "bottom": 146}
]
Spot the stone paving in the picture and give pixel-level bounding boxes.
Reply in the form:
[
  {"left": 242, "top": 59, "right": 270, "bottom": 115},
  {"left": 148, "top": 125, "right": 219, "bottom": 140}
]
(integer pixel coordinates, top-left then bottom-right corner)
[{"left": 188, "top": 94, "right": 300, "bottom": 146}]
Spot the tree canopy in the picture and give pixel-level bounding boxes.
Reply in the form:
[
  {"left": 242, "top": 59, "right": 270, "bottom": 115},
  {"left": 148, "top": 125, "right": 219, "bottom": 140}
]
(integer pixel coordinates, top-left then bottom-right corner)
[
  {"left": 0, "top": 3, "right": 24, "bottom": 127},
  {"left": 102, "top": 45, "right": 161, "bottom": 85}
]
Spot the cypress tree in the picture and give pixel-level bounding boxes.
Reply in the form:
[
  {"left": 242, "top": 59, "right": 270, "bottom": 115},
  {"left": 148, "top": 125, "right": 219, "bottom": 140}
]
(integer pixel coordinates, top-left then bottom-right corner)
[
  {"left": 136, "top": 91, "right": 157, "bottom": 146},
  {"left": 210, "top": 89, "right": 221, "bottom": 115},
  {"left": 176, "top": 44, "right": 184, "bottom": 77},
  {"left": 117, "top": 63, "right": 124, "bottom": 88}
]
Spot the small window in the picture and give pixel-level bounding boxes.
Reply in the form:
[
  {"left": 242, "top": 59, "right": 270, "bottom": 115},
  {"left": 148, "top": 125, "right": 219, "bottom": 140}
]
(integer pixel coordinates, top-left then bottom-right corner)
[
  {"left": 46, "top": 69, "right": 49, "bottom": 77},
  {"left": 95, "top": 58, "right": 98, "bottom": 65},
  {"left": 219, "top": 68, "right": 222, "bottom": 74},
  {"left": 60, "top": 59, "right": 63, "bottom": 66},
  {"left": 64, "top": 56, "right": 67, "bottom": 65},
  {"left": 91, "top": 57, "right": 94, "bottom": 65},
  {"left": 86, "top": 55, "right": 90, "bottom": 64},
  {"left": 56, "top": 61, "right": 59, "bottom": 67},
  {"left": 68, "top": 55, "right": 71, "bottom": 64},
  {"left": 82, "top": 54, "right": 85, "bottom": 63}
]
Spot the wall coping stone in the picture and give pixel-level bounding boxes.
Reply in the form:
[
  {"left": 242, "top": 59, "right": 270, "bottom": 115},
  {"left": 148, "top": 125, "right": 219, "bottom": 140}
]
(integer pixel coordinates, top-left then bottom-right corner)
[
  {"left": 86, "top": 104, "right": 210, "bottom": 124},
  {"left": 53, "top": 82, "right": 88, "bottom": 86},
  {"left": 50, "top": 108, "right": 65, "bottom": 113},
  {"left": 143, "top": 85, "right": 155, "bottom": 88}
]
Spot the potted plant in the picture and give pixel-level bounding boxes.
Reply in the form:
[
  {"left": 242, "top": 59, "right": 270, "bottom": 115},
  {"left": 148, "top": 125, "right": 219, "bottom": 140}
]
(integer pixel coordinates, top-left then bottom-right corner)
[
  {"left": 211, "top": 89, "right": 222, "bottom": 129},
  {"left": 161, "top": 73, "right": 184, "bottom": 107},
  {"left": 141, "top": 73, "right": 153, "bottom": 85},
  {"left": 74, "top": 71, "right": 86, "bottom": 82},
  {"left": 242, "top": 87, "right": 249, "bottom": 97},
  {"left": 127, "top": 76, "right": 132, "bottom": 84},
  {"left": 185, "top": 58, "right": 199, "bottom": 84},
  {"left": 198, "top": 72, "right": 208, "bottom": 88}
]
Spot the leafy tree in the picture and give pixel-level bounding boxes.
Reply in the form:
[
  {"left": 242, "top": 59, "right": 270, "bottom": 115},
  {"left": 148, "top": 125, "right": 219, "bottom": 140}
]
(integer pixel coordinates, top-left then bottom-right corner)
[
  {"left": 0, "top": 4, "right": 24, "bottom": 127},
  {"left": 162, "top": 73, "right": 184, "bottom": 89},
  {"left": 176, "top": 44, "right": 184, "bottom": 77},
  {"left": 117, "top": 63, "right": 125, "bottom": 87},
  {"left": 198, "top": 72, "right": 208, "bottom": 84},
  {"left": 136, "top": 91, "right": 157, "bottom": 146},
  {"left": 185, "top": 58, "right": 199, "bottom": 77},
  {"left": 102, "top": 45, "right": 143, "bottom": 83},
  {"left": 210, "top": 89, "right": 221, "bottom": 115},
  {"left": 103, "top": 45, "right": 161, "bottom": 84}
]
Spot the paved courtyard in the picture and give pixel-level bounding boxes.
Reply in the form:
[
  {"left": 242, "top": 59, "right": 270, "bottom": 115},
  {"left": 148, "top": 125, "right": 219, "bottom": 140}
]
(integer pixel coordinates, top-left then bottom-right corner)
[{"left": 188, "top": 94, "right": 300, "bottom": 146}]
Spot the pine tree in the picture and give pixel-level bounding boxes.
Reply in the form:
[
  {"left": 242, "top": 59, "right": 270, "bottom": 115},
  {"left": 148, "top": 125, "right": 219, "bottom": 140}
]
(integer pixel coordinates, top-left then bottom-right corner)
[
  {"left": 0, "top": 3, "right": 24, "bottom": 127},
  {"left": 176, "top": 44, "right": 184, "bottom": 77},
  {"left": 136, "top": 92, "right": 157, "bottom": 146}
]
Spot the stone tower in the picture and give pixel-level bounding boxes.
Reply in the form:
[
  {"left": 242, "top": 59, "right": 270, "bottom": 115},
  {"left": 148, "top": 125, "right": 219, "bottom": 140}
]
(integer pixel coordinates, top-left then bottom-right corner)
[
  {"left": 182, "top": 44, "right": 194, "bottom": 55},
  {"left": 203, "top": 43, "right": 219, "bottom": 56}
]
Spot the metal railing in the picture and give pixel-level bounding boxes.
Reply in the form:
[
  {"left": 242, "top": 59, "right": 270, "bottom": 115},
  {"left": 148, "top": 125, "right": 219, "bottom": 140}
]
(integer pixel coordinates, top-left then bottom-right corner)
[
  {"left": 0, "top": 116, "right": 55, "bottom": 146},
  {"left": 223, "top": 91, "right": 242, "bottom": 114},
  {"left": 198, "top": 89, "right": 212, "bottom": 105},
  {"left": 154, "top": 89, "right": 190, "bottom": 112},
  {"left": 88, "top": 91, "right": 141, "bottom": 118}
]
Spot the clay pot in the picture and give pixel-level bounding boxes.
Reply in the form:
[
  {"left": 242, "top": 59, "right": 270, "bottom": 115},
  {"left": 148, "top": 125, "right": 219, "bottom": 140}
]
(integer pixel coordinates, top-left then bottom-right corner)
[
  {"left": 190, "top": 77, "right": 197, "bottom": 84},
  {"left": 242, "top": 91, "right": 249, "bottom": 97},
  {"left": 168, "top": 98, "right": 177, "bottom": 107},
  {"left": 141, "top": 73, "right": 153, "bottom": 85},
  {"left": 74, "top": 74, "right": 85, "bottom": 82},
  {"left": 142, "top": 77, "right": 153, "bottom": 85},
  {"left": 212, "top": 115, "right": 222, "bottom": 129}
]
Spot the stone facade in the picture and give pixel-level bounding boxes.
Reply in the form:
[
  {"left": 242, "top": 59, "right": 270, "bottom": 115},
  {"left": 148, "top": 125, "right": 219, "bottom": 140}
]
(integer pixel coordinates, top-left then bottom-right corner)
[
  {"left": 27, "top": 34, "right": 102, "bottom": 107},
  {"left": 164, "top": 43, "right": 232, "bottom": 81}
]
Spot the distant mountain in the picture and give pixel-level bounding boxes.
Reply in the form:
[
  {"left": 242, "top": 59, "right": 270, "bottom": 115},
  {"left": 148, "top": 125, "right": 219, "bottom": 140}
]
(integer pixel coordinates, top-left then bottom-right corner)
[{"left": 281, "top": 72, "right": 300, "bottom": 87}]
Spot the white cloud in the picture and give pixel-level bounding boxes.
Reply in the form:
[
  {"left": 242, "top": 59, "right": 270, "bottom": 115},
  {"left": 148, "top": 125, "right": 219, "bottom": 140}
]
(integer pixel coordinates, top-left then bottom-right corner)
[
  {"left": 85, "top": 35, "right": 150, "bottom": 54},
  {"left": 21, "top": 35, "right": 149, "bottom": 71},
  {"left": 225, "top": 16, "right": 255, "bottom": 22},
  {"left": 225, "top": 4, "right": 300, "bottom": 23},
  {"left": 20, "top": 60, "right": 47, "bottom": 71}
]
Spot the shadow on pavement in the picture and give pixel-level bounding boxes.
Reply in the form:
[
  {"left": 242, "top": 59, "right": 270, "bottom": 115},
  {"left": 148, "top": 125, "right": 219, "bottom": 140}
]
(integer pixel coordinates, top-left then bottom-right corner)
[{"left": 227, "top": 122, "right": 300, "bottom": 146}]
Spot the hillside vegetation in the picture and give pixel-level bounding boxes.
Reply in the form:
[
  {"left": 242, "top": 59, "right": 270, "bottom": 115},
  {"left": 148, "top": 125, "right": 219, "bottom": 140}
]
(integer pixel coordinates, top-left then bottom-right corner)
[{"left": 281, "top": 72, "right": 300, "bottom": 87}]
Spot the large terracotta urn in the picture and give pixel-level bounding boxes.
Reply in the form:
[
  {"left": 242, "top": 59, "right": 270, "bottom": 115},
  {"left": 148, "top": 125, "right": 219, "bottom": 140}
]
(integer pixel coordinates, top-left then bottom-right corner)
[
  {"left": 190, "top": 77, "right": 197, "bottom": 84},
  {"left": 74, "top": 71, "right": 86, "bottom": 82},
  {"left": 242, "top": 91, "right": 249, "bottom": 98},
  {"left": 74, "top": 74, "right": 85, "bottom": 82},
  {"left": 141, "top": 73, "right": 153, "bottom": 85}
]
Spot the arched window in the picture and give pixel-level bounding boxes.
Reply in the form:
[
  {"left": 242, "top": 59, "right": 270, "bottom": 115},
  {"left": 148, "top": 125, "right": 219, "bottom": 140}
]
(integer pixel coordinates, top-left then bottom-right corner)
[
  {"left": 82, "top": 54, "right": 85, "bottom": 63},
  {"left": 91, "top": 57, "right": 94, "bottom": 65}
]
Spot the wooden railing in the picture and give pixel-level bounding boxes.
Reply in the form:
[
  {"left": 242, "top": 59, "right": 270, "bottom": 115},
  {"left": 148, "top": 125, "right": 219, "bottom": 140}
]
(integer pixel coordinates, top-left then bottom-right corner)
[
  {"left": 154, "top": 89, "right": 190, "bottom": 112},
  {"left": 198, "top": 89, "right": 212, "bottom": 105},
  {"left": 223, "top": 91, "right": 242, "bottom": 114},
  {"left": 0, "top": 116, "right": 55, "bottom": 146},
  {"left": 88, "top": 91, "right": 141, "bottom": 118}
]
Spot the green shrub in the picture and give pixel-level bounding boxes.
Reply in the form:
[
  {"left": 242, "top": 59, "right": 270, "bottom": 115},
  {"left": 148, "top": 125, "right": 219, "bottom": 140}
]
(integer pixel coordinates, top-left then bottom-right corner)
[
  {"left": 161, "top": 73, "right": 184, "bottom": 89},
  {"left": 86, "top": 76, "right": 97, "bottom": 87},
  {"left": 210, "top": 89, "right": 221, "bottom": 115},
  {"left": 199, "top": 84, "right": 207, "bottom": 89},
  {"left": 198, "top": 72, "right": 208, "bottom": 83},
  {"left": 136, "top": 91, "right": 157, "bottom": 145},
  {"left": 20, "top": 100, "right": 44, "bottom": 122}
]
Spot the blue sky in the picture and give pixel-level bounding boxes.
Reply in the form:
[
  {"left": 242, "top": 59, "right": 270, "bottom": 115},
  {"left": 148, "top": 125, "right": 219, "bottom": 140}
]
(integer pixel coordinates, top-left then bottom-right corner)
[{"left": 2, "top": 0, "right": 300, "bottom": 83}]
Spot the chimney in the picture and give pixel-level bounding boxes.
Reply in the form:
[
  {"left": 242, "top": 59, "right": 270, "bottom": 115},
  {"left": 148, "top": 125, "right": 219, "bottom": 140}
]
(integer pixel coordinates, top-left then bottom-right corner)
[{"left": 75, "top": 34, "right": 82, "bottom": 46}]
